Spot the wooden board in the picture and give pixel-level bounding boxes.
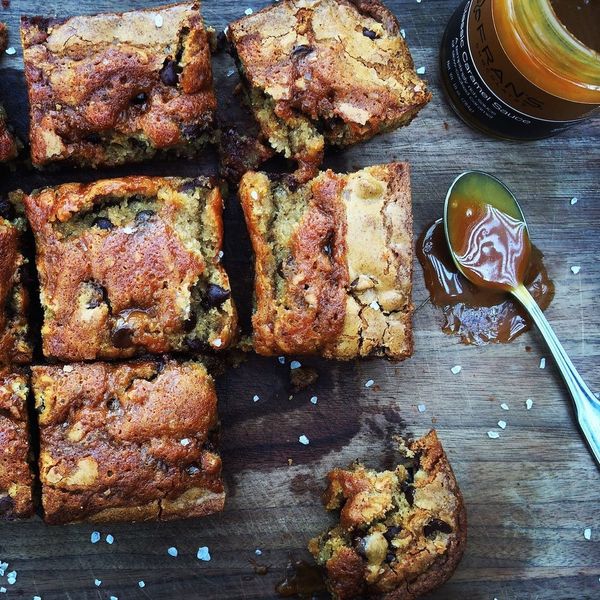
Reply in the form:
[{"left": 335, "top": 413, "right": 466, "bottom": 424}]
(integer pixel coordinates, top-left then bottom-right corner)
[{"left": 1, "top": 1, "right": 599, "bottom": 599}]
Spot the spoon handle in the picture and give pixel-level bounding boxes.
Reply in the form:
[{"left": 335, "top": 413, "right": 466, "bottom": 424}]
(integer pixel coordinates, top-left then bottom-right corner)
[{"left": 512, "top": 284, "right": 600, "bottom": 467}]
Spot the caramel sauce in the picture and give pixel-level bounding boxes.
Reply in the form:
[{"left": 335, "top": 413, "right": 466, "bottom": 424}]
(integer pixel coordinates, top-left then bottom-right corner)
[
  {"left": 417, "top": 220, "right": 555, "bottom": 346},
  {"left": 551, "top": 0, "right": 600, "bottom": 53},
  {"left": 276, "top": 559, "right": 327, "bottom": 599},
  {"left": 446, "top": 190, "right": 531, "bottom": 292}
]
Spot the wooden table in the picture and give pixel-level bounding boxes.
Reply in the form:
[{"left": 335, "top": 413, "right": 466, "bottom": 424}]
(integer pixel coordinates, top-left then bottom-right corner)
[{"left": 1, "top": 1, "right": 599, "bottom": 598}]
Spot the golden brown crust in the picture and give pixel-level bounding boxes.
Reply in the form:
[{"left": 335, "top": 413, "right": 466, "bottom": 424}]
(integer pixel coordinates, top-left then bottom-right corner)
[
  {"left": 228, "top": 0, "right": 430, "bottom": 177},
  {"left": 0, "top": 206, "right": 32, "bottom": 365},
  {"left": 310, "top": 430, "right": 466, "bottom": 599},
  {"left": 23, "top": 176, "right": 237, "bottom": 361},
  {"left": 33, "top": 358, "right": 225, "bottom": 524},
  {"left": 20, "top": 3, "right": 216, "bottom": 167},
  {"left": 239, "top": 163, "right": 413, "bottom": 360},
  {"left": 0, "top": 368, "right": 34, "bottom": 520}
]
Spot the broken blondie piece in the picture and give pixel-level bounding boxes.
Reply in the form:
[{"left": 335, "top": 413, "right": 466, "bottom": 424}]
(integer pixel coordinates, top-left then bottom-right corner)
[
  {"left": 0, "top": 368, "right": 34, "bottom": 520},
  {"left": 309, "top": 430, "right": 467, "bottom": 599},
  {"left": 21, "top": 3, "right": 216, "bottom": 168},
  {"left": 33, "top": 358, "right": 225, "bottom": 524},
  {"left": 0, "top": 197, "right": 32, "bottom": 364},
  {"left": 0, "top": 23, "right": 19, "bottom": 163},
  {"left": 22, "top": 176, "right": 236, "bottom": 361},
  {"left": 227, "top": 0, "right": 430, "bottom": 180},
  {"left": 239, "top": 163, "right": 413, "bottom": 360}
]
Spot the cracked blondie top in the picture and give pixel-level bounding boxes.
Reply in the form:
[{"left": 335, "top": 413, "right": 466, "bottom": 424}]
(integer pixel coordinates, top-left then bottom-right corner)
[
  {"left": 0, "top": 23, "right": 19, "bottom": 163},
  {"left": 22, "top": 176, "right": 236, "bottom": 362},
  {"left": 309, "top": 430, "right": 466, "bottom": 600},
  {"left": 21, "top": 2, "right": 216, "bottom": 168},
  {"left": 33, "top": 358, "right": 225, "bottom": 524},
  {"left": 227, "top": 0, "right": 430, "bottom": 180},
  {"left": 239, "top": 163, "right": 413, "bottom": 360},
  {"left": 0, "top": 368, "right": 34, "bottom": 520},
  {"left": 0, "top": 198, "right": 32, "bottom": 365}
]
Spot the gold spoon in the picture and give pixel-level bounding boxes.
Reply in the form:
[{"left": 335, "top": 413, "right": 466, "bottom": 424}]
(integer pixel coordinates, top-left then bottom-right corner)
[{"left": 444, "top": 171, "right": 600, "bottom": 466}]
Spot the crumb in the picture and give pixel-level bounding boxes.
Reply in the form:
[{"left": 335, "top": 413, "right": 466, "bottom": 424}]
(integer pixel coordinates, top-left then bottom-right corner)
[{"left": 290, "top": 366, "right": 319, "bottom": 392}]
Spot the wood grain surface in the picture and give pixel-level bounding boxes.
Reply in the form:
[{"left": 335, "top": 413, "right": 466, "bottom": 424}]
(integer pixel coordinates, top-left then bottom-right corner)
[{"left": 1, "top": 1, "right": 599, "bottom": 599}]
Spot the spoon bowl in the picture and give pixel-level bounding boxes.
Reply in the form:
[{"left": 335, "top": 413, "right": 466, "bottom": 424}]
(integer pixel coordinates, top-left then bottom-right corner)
[{"left": 443, "top": 171, "right": 600, "bottom": 467}]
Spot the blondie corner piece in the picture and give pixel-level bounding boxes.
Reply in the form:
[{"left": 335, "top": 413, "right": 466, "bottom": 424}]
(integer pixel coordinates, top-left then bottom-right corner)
[
  {"left": 239, "top": 163, "right": 413, "bottom": 360},
  {"left": 309, "top": 430, "right": 467, "bottom": 600},
  {"left": 20, "top": 2, "right": 216, "bottom": 168},
  {"left": 227, "top": 0, "right": 430, "bottom": 180},
  {"left": 22, "top": 176, "right": 236, "bottom": 361},
  {"left": 0, "top": 368, "right": 34, "bottom": 520},
  {"left": 33, "top": 358, "right": 225, "bottom": 525},
  {"left": 0, "top": 198, "right": 32, "bottom": 365},
  {"left": 0, "top": 23, "right": 20, "bottom": 163}
]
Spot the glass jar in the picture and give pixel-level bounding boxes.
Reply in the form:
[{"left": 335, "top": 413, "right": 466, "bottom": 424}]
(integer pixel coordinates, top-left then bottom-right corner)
[{"left": 440, "top": 0, "right": 600, "bottom": 140}]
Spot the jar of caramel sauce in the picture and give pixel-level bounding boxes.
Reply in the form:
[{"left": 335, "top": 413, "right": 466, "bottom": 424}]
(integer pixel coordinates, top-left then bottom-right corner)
[{"left": 440, "top": 0, "right": 600, "bottom": 139}]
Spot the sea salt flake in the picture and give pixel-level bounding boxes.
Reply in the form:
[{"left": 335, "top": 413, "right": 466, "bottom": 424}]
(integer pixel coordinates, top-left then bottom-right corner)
[
  {"left": 255, "top": 548, "right": 262, "bottom": 555},
  {"left": 213, "top": 338, "right": 222, "bottom": 347},
  {"left": 278, "top": 356, "right": 285, "bottom": 364},
  {"left": 253, "top": 395, "right": 260, "bottom": 402},
  {"left": 244, "top": 8, "right": 254, "bottom": 15},
  {"left": 487, "top": 431, "right": 500, "bottom": 439},
  {"left": 400, "top": 28, "right": 406, "bottom": 38},
  {"left": 570, "top": 197, "right": 578, "bottom": 205},
  {"left": 369, "top": 301, "right": 380, "bottom": 310},
  {"left": 0, "top": 589, "right": 6, "bottom": 594},
  {"left": 180, "top": 438, "right": 190, "bottom": 446},
  {"left": 416, "top": 66, "right": 426, "bottom": 74},
  {"left": 451, "top": 365, "right": 462, "bottom": 375},
  {"left": 571, "top": 265, "right": 581, "bottom": 274},
  {"left": 90, "top": 531, "right": 101, "bottom": 543},
  {"left": 498, "top": 420, "right": 507, "bottom": 429},
  {"left": 6, "top": 571, "right": 16, "bottom": 585},
  {"left": 290, "top": 360, "right": 301, "bottom": 369},
  {"left": 365, "top": 379, "right": 374, "bottom": 388},
  {"left": 110, "top": 597, "right": 118, "bottom": 600},
  {"left": 583, "top": 528, "right": 591, "bottom": 540},
  {"left": 526, "top": 398, "right": 533, "bottom": 410},
  {"left": 33, "top": 596, "right": 42, "bottom": 600},
  {"left": 94, "top": 579, "right": 102, "bottom": 587},
  {"left": 539, "top": 357, "right": 546, "bottom": 369},
  {"left": 154, "top": 14, "right": 164, "bottom": 27},
  {"left": 105, "top": 534, "right": 114, "bottom": 544},
  {"left": 168, "top": 547, "right": 178, "bottom": 557},
  {"left": 5, "top": 47, "right": 16, "bottom": 56},
  {"left": 299, "top": 434, "right": 310, "bottom": 445},
  {"left": 218, "top": 250, "right": 224, "bottom": 259},
  {"left": 418, "top": 404, "right": 426, "bottom": 413},
  {"left": 250, "top": 190, "right": 259, "bottom": 200},
  {"left": 63, "top": 365, "right": 74, "bottom": 372},
  {"left": 138, "top": 581, "right": 146, "bottom": 588},
  {"left": 500, "top": 403, "right": 509, "bottom": 411},
  {"left": 197, "top": 546, "right": 211, "bottom": 561},
  {"left": 310, "top": 396, "right": 318, "bottom": 405},
  {"left": 226, "top": 68, "right": 236, "bottom": 77}
]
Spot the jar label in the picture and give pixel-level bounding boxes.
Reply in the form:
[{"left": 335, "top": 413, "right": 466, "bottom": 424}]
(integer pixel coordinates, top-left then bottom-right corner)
[{"left": 441, "top": 0, "right": 600, "bottom": 139}]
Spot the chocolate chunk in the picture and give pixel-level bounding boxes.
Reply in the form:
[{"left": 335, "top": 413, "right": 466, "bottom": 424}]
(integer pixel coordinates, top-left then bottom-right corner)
[
  {"left": 182, "top": 123, "right": 205, "bottom": 140},
  {"left": 203, "top": 284, "right": 231, "bottom": 309},
  {"left": 111, "top": 326, "right": 134, "bottom": 348},
  {"left": 84, "top": 132, "right": 102, "bottom": 144},
  {"left": 383, "top": 526, "right": 401, "bottom": 542},
  {"left": 401, "top": 481, "right": 414, "bottom": 506},
  {"left": 160, "top": 59, "right": 179, "bottom": 86},
  {"left": 385, "top": 552, "right": 396, "bottom": 564},
  {"left": 179, "top": 177, "right": 202, "bottom": 193},
  {"left": 0, "top": 197, "right": 15, "bottom": 221},
  {"left": 131, "top": 92, "right": 148, "bottom": 105},
  {"left": 292, "top": 44, "right": 313, "bottom": 59},
  {"left": 92, "top": 217, "right": 114, "bottom": 230},
  {"left": 86, "top": 282, "right": 109, "bottom": 309},
  {"left": 354, "top": 536, "right": 368, "bottom": 558},
  {"left": 135, "top": 209, "right": 155, "bottom": 224},
  {"left": 185, "top": 337, "right": 209, "bottom": 352},
  {"left": 183, "top": 310, "right": 198, "bottom": 332},
  {"left": 362, "top": 27, "right": 379, "bottom": 40},
  {"left": 106, "top": 397, "right": 120, "bottom": 412},
  {"left": 423, "top": 519, "right": 453, "bottom": 537}
]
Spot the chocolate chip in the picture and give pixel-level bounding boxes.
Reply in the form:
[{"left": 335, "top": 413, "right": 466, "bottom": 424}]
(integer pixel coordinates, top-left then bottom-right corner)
[
  {"left": 354, "top": 536, "right": 368, "bottom": 558},
  {"left": 423, "top": 519, "right": 453, "bottom": 537},
  {"left": 131, "top": 92, "right": 148, "bottom": 105},
  {"left": 383, "top": 526, "right": 401, "bottom": 542},
  {"left": 183, "top": 310, "right": 198, "bottom": 332},
  {"left": 85, "top": 132, "right": 102, "bottom": 144},
  {"left": 385, "top": 552, "right": 396, "bottom": 564},
  {"left": 92, "top": 217, "right": 114, "bottom": 230},
  {"left": 182, "top": 123, "right": 205, "bottom": 140},
  {"left": 0, "top": 197, "right": 15, "bottom": 221},
  {"left": 401, "top": 481, "right": 414, "bottom": 506},
  {"left": 111, "top": 326, "right": 134, "bottom": 348},
  {"left": 179, "top": 178, "right": 202, "bottom": 193},
  {"left": 160, "top": 59, "right": 179, "bottom": 86},
  {"left": 203, "top": 284, "right": 231, "bottom": 309},
  {"left": 185, "top": 337, "right": 209, "bottom": 352},
  {"left": 106, "top": 397, "right": 120, "bottom": 412},
  {"left": 135, "top": 209, "right": 155, "bottom": 224},
  {"left": 291, "top": 44, "right": 313, "bottom": 59},
  {"left": 362, "top": 27, "right": 379, "bottom": 40}
]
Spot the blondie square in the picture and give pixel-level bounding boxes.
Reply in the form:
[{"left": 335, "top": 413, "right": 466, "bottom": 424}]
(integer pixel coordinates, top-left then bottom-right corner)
[
  {"left": 227, "top": 0, "right": 430, "bottom": 180},
  {"left": 0, "top": 198, "right": 32, "bottom": 364},
  {"left": 0, "top": 23, "right": 19, "bottom": 162},
  {"left": 0, "top": 368, "right": 34, "bottom": 520},
  {"left": 33, "top": 358, "right": 225, "bottom": 524},
  {"left": 21, "top": 2, "right": 216, "bottom": 168},
  {"left": 239, "top": 163, "right": 413, "bottom": 360},
  {"left": 22, "top": 176, "right": 236, "bottom": 361},
  {"left": 309, "top": 430, "right": 467, "bottom": 599}
]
